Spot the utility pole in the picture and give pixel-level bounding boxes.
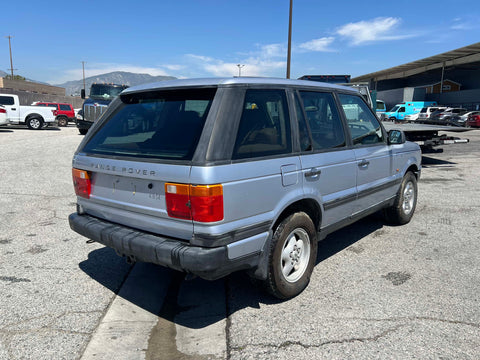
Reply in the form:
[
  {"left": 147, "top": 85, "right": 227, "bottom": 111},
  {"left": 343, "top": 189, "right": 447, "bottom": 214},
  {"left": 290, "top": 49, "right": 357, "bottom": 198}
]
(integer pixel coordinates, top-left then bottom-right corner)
[
  {"left": 5, "top": 35, "right": 15, "bottom": 78},
  {"left": 237, "top": 64, "right": 245, "bottom": 77},
  {"left": 81, "top": 61, "right": 86, "bottom": 92},
  {"left": 286, "top": 0, "right": 293, "bottom": 79}
]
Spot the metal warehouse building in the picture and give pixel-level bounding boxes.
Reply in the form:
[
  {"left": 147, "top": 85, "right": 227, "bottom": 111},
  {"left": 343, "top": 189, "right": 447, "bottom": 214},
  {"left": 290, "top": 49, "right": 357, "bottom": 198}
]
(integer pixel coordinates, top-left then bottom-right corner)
[{"left": 351, "top": 42, "right": 480, "bottom": 111}]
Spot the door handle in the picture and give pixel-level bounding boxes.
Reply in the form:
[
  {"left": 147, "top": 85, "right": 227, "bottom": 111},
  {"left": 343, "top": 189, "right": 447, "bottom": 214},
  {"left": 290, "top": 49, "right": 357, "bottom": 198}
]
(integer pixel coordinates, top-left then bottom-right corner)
[
  {"left": 305, "top": 167, "right": 321, "bottom": 178},
  {"left": 358, "top": 160, "right": 370, "bottom": 167}
]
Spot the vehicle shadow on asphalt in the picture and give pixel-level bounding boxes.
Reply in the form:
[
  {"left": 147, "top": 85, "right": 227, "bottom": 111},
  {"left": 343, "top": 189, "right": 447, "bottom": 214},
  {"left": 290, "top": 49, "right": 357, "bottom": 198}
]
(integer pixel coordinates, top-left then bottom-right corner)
[
  {"left": 422, "top": 155, "right": 456, "bottom": 167},
  {"left": 79, "top": 247, "right": 134, "bottom": 296},
  {"left": 227, "top": 214, "right": 385, "bottom": 311},
  {"left": 79, "top": 215, "right": 385, "bottom": 329},
  {"left": 2, "top": 125, "right": 61, "bottom": 131}
]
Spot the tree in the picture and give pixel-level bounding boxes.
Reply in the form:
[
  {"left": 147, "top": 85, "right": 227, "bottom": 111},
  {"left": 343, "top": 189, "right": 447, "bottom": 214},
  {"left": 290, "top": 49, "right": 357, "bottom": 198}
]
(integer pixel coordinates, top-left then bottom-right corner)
[{"left": 4, "top": 75, "right": 26, "bottom": 81}]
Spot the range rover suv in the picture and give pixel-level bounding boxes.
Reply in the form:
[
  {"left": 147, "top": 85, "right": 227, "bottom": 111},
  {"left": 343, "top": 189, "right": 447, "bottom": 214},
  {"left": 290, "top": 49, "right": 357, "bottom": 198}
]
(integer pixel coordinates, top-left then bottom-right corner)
[{"left": 69, "top": 78, "right": 421, "bottom": 299}]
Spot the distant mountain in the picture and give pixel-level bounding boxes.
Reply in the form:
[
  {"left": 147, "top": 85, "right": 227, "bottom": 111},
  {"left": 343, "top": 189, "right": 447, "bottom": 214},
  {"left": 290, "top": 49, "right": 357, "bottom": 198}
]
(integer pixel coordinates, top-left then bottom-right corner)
[{"left": 56, "top": 71, "right": 177, "bottom": 96}]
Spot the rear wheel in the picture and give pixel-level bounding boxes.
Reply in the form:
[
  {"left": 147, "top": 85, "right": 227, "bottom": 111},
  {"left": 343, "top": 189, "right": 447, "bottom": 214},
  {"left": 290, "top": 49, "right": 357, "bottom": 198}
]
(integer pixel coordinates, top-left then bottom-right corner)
[
  {"left": 26, "top": 117, "right": 44, "bottom": 130},
  {"left": 384, "top": 172, "right": 417, "bottom": 225},
  {"left": 57, "top": 116, "right": 68, "bottom": 127},
  {"left": 261, "top": 212, "right": 317, "bottom": 299}
]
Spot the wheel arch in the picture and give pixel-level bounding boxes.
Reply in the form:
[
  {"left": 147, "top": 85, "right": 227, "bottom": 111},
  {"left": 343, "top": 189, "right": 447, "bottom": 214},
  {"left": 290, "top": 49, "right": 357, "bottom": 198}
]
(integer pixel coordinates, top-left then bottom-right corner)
[
  {"left": 25, "top": 113, "right": 44, "bottom": 121},
  {"left": 272, "top": 198, "right": 322, "bottom": 234},
  {"left": 406, "top": 164, "right": 420, "bottom": 178}
]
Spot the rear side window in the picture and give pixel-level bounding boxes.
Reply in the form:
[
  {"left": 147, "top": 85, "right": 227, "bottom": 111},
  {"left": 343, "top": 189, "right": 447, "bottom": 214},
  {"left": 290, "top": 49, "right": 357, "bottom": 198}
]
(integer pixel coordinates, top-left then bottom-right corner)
[
  {"left": 82, "top": 88, "right": 216, "bottom": 160},
  {"left": 298, "top": 91, "right": 346, "bottom": 150},
  {"left": 338, "top": 94, "right": 385, "bottom": 146},
  {"left": 232, "top": 89, "right": 291, "bottom": 159},
  {"left": 0, "top": 96, "right": 15, "bottom": 105},
  {"left": 60, "top": 104, "right": 72, "bottom": 111}
]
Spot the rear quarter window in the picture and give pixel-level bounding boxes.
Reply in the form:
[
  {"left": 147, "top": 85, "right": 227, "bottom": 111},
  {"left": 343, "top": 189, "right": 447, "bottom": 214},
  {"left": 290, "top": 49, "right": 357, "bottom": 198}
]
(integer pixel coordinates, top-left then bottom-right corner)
[
  {"left": 81, "top": 88, "right": 216, "bottom": 161},
  {"left": 60, "top": 104, "right": 72, "bottom": 111},
  {"left": 232, "top": 89, "right": 292, "bottom": 159}
]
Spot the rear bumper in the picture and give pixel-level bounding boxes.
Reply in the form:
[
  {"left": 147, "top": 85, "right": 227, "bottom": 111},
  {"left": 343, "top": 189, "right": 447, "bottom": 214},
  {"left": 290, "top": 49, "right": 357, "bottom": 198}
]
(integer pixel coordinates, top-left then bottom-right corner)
[{"left": 69, "top": 213, "right": 261, "bottom": 280}]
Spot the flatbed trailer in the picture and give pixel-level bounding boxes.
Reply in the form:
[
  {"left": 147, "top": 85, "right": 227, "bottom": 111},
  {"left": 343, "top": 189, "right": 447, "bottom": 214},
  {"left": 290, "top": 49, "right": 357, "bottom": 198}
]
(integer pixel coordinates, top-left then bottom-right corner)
[{"left": 383, "top": 122, "right": 471, "bottom": 152}]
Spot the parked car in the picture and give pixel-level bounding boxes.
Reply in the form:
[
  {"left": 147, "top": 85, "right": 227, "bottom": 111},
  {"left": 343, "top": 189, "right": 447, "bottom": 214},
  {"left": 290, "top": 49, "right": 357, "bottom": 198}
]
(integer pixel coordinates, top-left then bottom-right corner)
[
  {"left": 417, "top": 106, "right": 448, "bottom": 122},
  {"left": 0, "top": 105, "right": 8, "bottom": 126},
  {"left": 434, "top": 108, "right": 467, "bottom": 121},
  {"left": 466, "top": 113, "right": 480, "bottom": 127},
  {"left": 453, "top": 111, "right": 480, "bottom": 125},
  {"left": 34, "top": 102, "right": 75, "bottom": 127},
  {"left": 428, "top": 108, "right": 468, "bottom": 126},
  {"left": 68, "top": 78, "right": 421, "bottom": 299},
  {"left": 0, "top": 94, "right": 57, "bottom": 129},
  {"left": 405, "top": 112, "right": 420, "bottom": 122}
]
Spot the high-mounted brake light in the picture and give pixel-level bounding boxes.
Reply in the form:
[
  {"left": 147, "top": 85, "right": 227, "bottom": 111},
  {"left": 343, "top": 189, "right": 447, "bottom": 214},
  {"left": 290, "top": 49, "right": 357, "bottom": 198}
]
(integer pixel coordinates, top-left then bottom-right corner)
[
  {"left": 72, "top": 168, "right": 91, "bottom": 199},
  {"left": 165, "top": 183, "right": 223, "bottom": 222}
]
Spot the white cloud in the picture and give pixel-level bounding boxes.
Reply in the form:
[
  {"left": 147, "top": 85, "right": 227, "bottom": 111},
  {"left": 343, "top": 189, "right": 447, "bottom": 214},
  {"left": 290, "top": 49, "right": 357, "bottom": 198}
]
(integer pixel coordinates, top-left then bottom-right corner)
[
  {"left": 186, "top": 56, "right": 285, "bottom": 77},
  {"left": 259, "top": 43, "right": 285, "bottom": 58},
  {"left": 185, "top": 43, "right": 286, "bottom": 77},
  {"left": 336, "top": 17, "right": 412, "bottom": 45},
  {"left": 298, "top": 37, "right": 335, "bottom": 52}
]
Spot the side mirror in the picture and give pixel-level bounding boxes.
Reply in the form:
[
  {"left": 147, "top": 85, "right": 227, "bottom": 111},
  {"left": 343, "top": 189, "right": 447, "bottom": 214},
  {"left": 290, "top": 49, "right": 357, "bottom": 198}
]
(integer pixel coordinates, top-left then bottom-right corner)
[
  {"left": 388, "top": 129, "right": 406, "bottom": 145},
  {"left": 81, "top": 89, "right": 86, "bottom": 99}
]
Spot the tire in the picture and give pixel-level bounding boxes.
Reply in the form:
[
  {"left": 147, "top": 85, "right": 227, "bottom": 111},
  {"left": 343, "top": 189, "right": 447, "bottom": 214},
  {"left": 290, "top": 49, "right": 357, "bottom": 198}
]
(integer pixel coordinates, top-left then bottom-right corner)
[
  {"left": 262, "top": 212, "right": 317, "bottom": 299},
  {"left": 57, "top": 117, "right": 68, "bottom": 127},
  {"left": 79, "top": 128, "right": 88, "bottom": 135},
  {"left": 26, "top": 117, "right": 44, "bottom": 130},
  {"left": 384, "top": 172, "right": 417, "bottom": 225}
]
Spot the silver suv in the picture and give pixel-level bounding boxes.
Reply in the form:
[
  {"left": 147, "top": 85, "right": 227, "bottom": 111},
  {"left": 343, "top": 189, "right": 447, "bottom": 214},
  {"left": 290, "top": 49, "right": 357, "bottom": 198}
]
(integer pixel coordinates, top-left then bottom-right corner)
[{"left": 69, "top": 78, "right": 421, "bottom": 299}]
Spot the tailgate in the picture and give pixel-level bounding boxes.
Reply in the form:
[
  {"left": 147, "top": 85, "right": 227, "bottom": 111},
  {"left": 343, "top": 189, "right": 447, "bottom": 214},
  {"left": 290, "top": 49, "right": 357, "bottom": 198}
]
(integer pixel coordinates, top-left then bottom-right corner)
[{"left": 73, "top": 155, "right": 193, "bottom": 241}]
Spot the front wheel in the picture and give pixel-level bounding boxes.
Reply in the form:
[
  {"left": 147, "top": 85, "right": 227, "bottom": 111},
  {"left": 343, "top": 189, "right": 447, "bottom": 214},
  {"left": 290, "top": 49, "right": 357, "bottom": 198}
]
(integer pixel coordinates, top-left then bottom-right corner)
[
  {"left": 384, "top": 172, "right": 418, "bottom": 225},
  {"left": 79, "top": 128, "right": 88, "bottom": 135},
  {"left": 261, "top": 212, "right": 317, "bottom": 299},
  {"left": 26, "top": 117, "right": 44, "bottom": 130}
]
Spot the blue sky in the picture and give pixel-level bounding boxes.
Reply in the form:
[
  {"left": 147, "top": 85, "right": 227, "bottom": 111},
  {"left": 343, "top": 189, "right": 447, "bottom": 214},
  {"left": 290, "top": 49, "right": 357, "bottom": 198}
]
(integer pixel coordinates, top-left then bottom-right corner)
[{"left": 2, "top": 0, "right": 479, "bottom": 84}]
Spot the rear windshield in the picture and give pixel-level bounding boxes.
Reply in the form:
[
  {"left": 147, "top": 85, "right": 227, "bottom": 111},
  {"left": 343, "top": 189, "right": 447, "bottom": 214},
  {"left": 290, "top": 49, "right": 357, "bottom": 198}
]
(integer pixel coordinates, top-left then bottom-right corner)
[{"left": 82, "top": 88, "right": 216, "bottom": 160}]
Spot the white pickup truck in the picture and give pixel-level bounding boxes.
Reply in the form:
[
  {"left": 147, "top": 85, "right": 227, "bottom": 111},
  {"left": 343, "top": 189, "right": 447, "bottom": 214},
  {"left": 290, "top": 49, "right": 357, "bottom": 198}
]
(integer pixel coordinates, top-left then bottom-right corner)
[{"left": 0, "top": 94, "right": 57, "bottom": 129}]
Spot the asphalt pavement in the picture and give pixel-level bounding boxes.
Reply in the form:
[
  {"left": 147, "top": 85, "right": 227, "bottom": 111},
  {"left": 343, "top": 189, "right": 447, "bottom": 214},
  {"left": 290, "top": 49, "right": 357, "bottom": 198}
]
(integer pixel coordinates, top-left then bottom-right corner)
[{"left": 0, "top": 125, "right": 479, "bottom": 359}]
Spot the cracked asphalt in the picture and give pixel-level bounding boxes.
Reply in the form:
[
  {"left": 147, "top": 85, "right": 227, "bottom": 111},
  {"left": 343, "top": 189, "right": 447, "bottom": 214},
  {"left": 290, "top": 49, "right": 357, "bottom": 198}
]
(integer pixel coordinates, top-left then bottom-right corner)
[{"left": 1, "top": 125, "right": 479, "bottom": 359}]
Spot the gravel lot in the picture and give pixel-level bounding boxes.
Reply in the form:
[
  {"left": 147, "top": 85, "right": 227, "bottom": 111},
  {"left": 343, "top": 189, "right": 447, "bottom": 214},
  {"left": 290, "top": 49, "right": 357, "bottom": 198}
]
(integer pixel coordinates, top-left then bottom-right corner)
[{"left": 0, "top": 125, "right": 479, "bottom": 359}]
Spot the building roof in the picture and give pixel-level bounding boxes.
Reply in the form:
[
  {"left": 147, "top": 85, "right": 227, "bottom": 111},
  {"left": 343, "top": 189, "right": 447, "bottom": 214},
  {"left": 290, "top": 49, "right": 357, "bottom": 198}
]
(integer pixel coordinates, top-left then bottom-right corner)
[{"left": 351, "top": 42, "right": 480, "bottom": 83}]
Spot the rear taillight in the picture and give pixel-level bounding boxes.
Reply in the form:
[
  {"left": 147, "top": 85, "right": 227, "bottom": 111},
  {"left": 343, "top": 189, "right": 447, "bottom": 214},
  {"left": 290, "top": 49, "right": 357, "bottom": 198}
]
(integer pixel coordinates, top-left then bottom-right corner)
[
  {"left": 0, "top": 108, "right": 6, "bottom": 114},
  {"left": 52, "top": 110, "right": 58, "bottom": 116},
  {"left": 165, "top": 183, "right": 223, "bottom": 222},
  {"left": 72, "top": 168, "right": 91, "bottom": 199}
]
